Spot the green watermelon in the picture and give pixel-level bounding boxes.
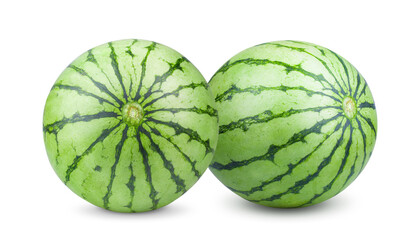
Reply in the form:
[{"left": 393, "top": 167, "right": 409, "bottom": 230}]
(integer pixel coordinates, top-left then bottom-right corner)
[
  {"left": 209, "top": 41, "right": 377, "bottom": 208},
  {"left": 43, "top": 39, "right": 218, "bottom": 212}
]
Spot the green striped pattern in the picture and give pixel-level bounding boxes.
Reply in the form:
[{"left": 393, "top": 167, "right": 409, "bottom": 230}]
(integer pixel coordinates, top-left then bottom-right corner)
[
  {"left": 209, "top": 41, "right": 377, "bottom": 208},
  {"left": 43, "top": 39, "right": 218, "bottom": 212}
]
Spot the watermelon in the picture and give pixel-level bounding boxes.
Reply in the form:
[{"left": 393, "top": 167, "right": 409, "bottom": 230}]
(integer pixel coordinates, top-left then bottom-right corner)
[
  {"left": 43, "top": 39, "right": 218, "bottom": 212},
  {"left": 209, "top": 41, "right": 377, "bottom": 208}
]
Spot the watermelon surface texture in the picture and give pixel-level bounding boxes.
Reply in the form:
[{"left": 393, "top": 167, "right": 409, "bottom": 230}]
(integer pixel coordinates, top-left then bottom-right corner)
[
  {"left": 43, "top": 39, "right": 218, "bottom": 212},
  {"left": 209, "top": 41, "right": 377, "bottom": 208}
]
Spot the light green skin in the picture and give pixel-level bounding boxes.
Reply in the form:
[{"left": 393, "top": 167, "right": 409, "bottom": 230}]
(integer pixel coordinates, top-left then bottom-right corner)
[
  {"left": 43, "top": 39, "right": 218, "bottom": 212},
  {"left": 209, "top": 41, "right": 377, "bottom": 208}
]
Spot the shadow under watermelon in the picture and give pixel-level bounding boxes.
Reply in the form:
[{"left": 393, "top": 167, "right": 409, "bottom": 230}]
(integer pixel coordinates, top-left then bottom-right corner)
[{"left": 224, "top": 194, "right": 351, "bottom": 216}]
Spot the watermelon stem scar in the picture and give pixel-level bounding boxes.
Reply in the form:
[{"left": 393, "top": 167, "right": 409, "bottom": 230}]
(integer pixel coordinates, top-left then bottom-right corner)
[
  {"left": 122, "top": 102, "right": 144, "bottom": 127},
  {"left": 342, "top": 96, "right": 357, "bottom": 119}
]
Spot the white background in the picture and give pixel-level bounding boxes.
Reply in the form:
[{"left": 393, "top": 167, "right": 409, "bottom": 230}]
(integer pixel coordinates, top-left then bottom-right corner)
[{"left": 1, "top": 0, "right": 417, "bottom": 239}]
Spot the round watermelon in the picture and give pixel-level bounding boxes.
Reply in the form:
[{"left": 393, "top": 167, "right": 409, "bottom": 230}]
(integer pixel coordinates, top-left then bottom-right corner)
[
  {"left": 209, "top": 41, "right": 377, "bottom": 208},
  {"left": 43, "top": 39, "right": 218, "bottom": 212}
]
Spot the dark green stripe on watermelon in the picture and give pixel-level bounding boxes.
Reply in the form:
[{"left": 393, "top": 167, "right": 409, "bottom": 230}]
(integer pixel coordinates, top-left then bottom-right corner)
[
  {"left": 354, "top": 117, "right": 369, "bottom": 171},
  {"left": 85, "top": 49, "right": 120, "bottom": 94},
  {"left": 214, "top": 84, "right": 342, "bottom": 103},
  {"left": 135, "top": 130, "right": 160, "bottom": 210},
  {"left": 108, "top": 42, "right": 129, "bottom": 102},
  {"left": 329, "top": 49, "right": 352, "bottom": 95},
  {"left": 103, "top": 125, "right": 130, "bottom": 209},
  {"left": 68, "top": 64, "right": 125, "bottom": 107},
  {"left": 211, "top": 113, "right": 343, "bottom": 171},
  {"left": 267, "top": 42, "right": 349, "bottom": 96},
  {"left": 140, "top": 57, "right": 187, "bottom": 104},
  {"left": 146, "top": 117, "right": 213, "bottom": 155},
  {"left": 215, "top": 58, "right": 343, "bottom": 98},
  {"left": 52, "top": 84, "right": 118, "bottom": 107},
  {"left": 357, "top": 112, "right": 377, "bottom": 136},
  {"left": 64, "top": 121, "right": 123, "bottom": 183},
  {"left": 144, "top": 105, "right": 217, "bottom": 117},
  {"left": 142, "top": 82, "right": 208, "bottom": 109},
  {"left": 134, "top": 42, "right": 157, "bottom": 101},
  {"left": 43, "top": 111, "right": 120, "bottom": 134},
  {"left": 358, "top": 102, "right": 376, "bottom": 109},
  {"left": 125, "top": 162, "right": 136, "bottom": 210},
  {"left": 340, "top": 151, "right": 359, "bottom": 191},
  {"left": 125, "top": 40, "right": 138, "bottom": 97},
  {"left": 218, "top": 106, "right": 341, "bottom": 134}
]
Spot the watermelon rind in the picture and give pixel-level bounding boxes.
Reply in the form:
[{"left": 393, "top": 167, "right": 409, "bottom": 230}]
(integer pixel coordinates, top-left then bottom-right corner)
[
  {"left": 209, "top": 40, "right": 377, "bottom": 208},
  {"left": 43, "top": 39, "right": 218, "bottom": 212}
]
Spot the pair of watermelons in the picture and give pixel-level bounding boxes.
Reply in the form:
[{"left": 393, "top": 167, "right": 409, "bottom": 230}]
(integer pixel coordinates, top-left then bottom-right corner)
[{"left": 43, "top": 39, "right": 377, "bottom": 212}]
